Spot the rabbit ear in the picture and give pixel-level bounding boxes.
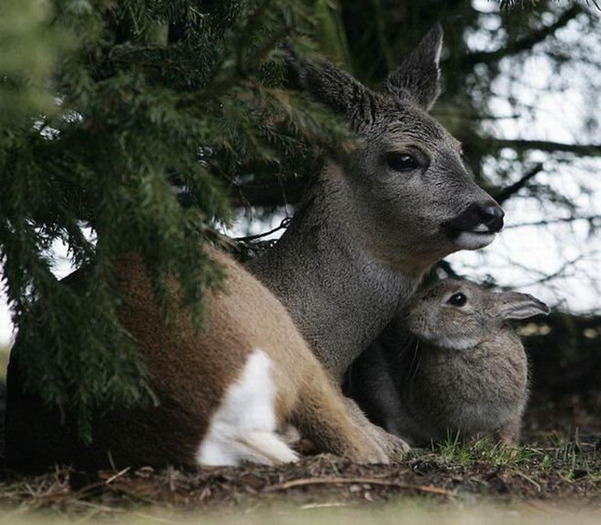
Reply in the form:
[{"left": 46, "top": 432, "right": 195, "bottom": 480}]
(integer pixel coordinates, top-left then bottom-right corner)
[{"left": 494, "top": 292, "right": 550, "bottom": 320}]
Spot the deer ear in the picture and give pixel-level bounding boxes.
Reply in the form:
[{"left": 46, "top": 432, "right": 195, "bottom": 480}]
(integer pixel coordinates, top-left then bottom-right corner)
[
  {"left": 383, "top": 24, "right": 443, "bottom": 110},
  {"left": 289, "top": 53, "right": 381, "bottom": 132},
  {"left": 494, "top": 292, "right": 550, "bottom": 321}
]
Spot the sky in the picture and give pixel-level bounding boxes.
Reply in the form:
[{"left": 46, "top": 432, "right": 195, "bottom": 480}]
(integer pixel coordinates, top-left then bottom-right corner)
[{"left": 1, "top": 1, "right": 600, "bottom": 346}]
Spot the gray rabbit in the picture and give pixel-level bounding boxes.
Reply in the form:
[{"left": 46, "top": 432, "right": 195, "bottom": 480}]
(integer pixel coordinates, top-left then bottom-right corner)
[{"left": 346, "top": 279, "right": 549, "bottom": 446}]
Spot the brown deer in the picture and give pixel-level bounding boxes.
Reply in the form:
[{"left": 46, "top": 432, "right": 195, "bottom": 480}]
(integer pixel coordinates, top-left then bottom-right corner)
[
  {"left": 4, "top": 26, "right": 503, "bottom": 471},
  {"left": 5, "top": 249, "right": 389, "bottom": 471}
]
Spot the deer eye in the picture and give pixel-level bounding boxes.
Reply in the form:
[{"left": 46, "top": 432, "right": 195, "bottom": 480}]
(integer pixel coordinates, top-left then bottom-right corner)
[
  {"left": 386, "top": 152, "right": 419, "bottom": 172},
  {"left": 448, "top": 292, "right": 467, "bottom": 307}
]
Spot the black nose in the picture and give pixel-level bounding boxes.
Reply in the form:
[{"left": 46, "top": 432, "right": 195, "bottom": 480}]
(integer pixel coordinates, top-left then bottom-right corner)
[{"left": 480, "top": 205, "right": 504, "bottom": 232}]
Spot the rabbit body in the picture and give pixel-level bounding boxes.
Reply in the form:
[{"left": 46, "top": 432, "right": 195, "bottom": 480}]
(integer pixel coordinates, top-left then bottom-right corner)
[
  {"left": 347, "top": 279, "right": 548, "bottom": 446},
  {"left": 395, "top": 328, "right": 527, "bottom": 445}
]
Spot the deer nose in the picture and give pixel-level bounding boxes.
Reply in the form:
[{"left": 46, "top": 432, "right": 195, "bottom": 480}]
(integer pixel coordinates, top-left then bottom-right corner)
[{"left": 479, "top": 205, "right": 504, "bottom": 232}]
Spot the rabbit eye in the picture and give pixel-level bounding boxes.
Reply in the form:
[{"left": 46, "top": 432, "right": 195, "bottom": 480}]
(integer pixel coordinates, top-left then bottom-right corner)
[{"left": 448, "top": 293, "right": 467, "bottom": 307}]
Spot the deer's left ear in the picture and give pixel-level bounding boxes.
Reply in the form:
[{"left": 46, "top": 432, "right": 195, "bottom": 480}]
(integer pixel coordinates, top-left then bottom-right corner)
[
  {"left": 288, "top": 51, "right": 382, "bottom": 132},
  {"left": 383, "top": 24, "right": 443, "bottom": 111}
]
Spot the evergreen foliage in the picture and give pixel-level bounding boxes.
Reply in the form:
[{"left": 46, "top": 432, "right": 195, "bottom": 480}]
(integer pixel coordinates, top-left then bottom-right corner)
[{"left": 0, "top": 0, "right": 348, "bottom": 436}]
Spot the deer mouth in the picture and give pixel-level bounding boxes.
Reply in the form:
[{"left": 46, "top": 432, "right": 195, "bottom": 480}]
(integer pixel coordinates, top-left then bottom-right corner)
[
  {"left": 453, "top": 230, "right": 497, "bottom": 250},
  {"left": 442, "top": 203, "right": 504, "bottom": 250},
  {"left": 441, "top": 221, "right": 498, "bottom": 249}
]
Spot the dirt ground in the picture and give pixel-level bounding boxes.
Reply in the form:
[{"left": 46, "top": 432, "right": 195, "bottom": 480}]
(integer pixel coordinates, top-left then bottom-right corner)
[{"left": 0, "top": 388, "right": 600, "bottom": 519}]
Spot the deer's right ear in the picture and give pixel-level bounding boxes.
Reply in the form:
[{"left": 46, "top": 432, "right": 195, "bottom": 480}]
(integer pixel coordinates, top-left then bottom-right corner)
[
  {"left": 290, "top": 56, "right": 381, "bottom": 132},
  {"left": 383, "top": 24, "right": 443, "bottom": 110}
]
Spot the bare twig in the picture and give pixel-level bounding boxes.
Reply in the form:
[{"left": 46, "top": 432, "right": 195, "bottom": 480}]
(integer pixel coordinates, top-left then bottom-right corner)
[
  {"left": 234, "top": 217, "right": 292, "bottom": 242},
  {"left": 512, "top": 254, "right": 589, "bottom": 288},
  {"left": 437, "top": 260, "right": 463, "bottom": 279},
  {"left": 466, "top": 5, "right": 583, "bottom": 67},
  {"left": 104, "top": 468, "right": 131, "bottom": 485},
  {"left": 505, "top": 215, "right": 601, "bottom": 229},
  {"left": 262, "top": 477, "right": 455, "bottom": 496},
  {"left": 487, "top": 138, "right": 601, "bottom": 157},
  {"left": 496, "top": 163, "right": 544, "bottom": 204}
]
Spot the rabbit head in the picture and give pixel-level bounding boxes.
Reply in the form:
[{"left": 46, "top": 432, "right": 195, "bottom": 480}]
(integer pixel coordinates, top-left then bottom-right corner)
[{"left": 406, "top": 279, "right": 549, "bottom": 350}]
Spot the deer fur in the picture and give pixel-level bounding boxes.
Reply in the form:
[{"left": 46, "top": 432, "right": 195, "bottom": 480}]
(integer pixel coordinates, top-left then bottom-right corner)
[
  {"left": 248, "top": 25, "right": 504, "bottom": 382},
  {"left": 5, "top": 249, "right": 389, "bottom": 471},
  {"left": 347, "top": 279, "right": 549, "bottom": 446}
]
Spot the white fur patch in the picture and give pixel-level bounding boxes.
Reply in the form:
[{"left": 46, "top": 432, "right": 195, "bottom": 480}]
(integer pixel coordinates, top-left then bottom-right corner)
[
  {"left": 196, "top": 349, "right": 298, "bottom": 467},
  {"left": 454, "top": 231, "right": 496, "bottom": 250},
  {"left": 415, "top": 329, "right": 478, "bottom": 351},
  {"left": 433, "top": 335, "right": 479, "bottom": 351}
]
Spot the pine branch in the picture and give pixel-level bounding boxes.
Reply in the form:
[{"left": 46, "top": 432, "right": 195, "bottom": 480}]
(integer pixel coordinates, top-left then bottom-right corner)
[{"left": 0, "top": 0, "right": 328, "bottom": 438}]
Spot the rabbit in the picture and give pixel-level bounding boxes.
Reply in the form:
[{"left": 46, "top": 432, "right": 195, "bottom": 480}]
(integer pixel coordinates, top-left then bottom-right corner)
[{"left": 346, "top": 279, "right": 549, "bottom": 446}]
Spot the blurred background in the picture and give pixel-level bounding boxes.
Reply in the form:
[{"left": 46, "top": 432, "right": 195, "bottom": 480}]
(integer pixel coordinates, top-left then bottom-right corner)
[{"left": 0, "top": 0, "right": 599, "bottom": 405}]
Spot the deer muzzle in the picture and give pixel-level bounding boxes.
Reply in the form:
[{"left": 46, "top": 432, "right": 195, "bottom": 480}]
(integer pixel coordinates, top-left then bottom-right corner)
[{"left": 441, "top": 202, "right": 504, "bottom": 250}]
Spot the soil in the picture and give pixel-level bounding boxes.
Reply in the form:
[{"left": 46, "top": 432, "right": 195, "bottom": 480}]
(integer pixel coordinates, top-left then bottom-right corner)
[{"left": 0, "top": 388, "right": 600, "bottom": 516}]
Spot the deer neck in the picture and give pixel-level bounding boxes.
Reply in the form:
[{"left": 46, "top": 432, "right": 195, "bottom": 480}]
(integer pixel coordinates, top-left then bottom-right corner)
[{"left": 248, "top": 161, "right": 426, "bottom": 382}]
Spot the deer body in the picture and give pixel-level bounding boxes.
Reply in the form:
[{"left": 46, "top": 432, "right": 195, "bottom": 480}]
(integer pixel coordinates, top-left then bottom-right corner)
[{"left": 5, "top": 250, "right": 387, "bottom": 471}]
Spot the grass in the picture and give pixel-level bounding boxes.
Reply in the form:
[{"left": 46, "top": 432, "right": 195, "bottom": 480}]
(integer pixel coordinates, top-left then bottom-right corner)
[
  {"left": 433, "top": 436, "right": 544, "bottom": 467},
  {"left": 427, "top": 434, "right": 601, "bottom": 483}
]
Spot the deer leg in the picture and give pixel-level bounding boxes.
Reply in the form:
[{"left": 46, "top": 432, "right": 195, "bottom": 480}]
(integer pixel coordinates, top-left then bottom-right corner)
[
  {"left": 291, "top": 366, "right": 408, "bottom": 464},
  {"left": 342, "top": 397, "right": 411, "bottom": 460}
]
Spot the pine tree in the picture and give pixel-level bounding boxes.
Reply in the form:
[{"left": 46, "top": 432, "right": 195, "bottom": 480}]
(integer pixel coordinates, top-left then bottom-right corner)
[{"left": 0, "top": 0, "right": 348, "bottom": 436}]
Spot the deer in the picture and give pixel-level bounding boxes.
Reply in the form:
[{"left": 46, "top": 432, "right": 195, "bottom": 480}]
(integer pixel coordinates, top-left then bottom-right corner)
[
  {"left": 247, "top": 25, "right": 504, "bottom": 428},
  {"left": 4, "top": 25, "right": 504, "bottom": 471},
  {"left": 5, "top": 249, "right": 390, "bottom": 472}
]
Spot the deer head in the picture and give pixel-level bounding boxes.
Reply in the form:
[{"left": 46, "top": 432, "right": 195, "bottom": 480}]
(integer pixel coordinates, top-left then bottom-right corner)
[{"left": 296, "top": 25, "right": 504, "bottom": 273}]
